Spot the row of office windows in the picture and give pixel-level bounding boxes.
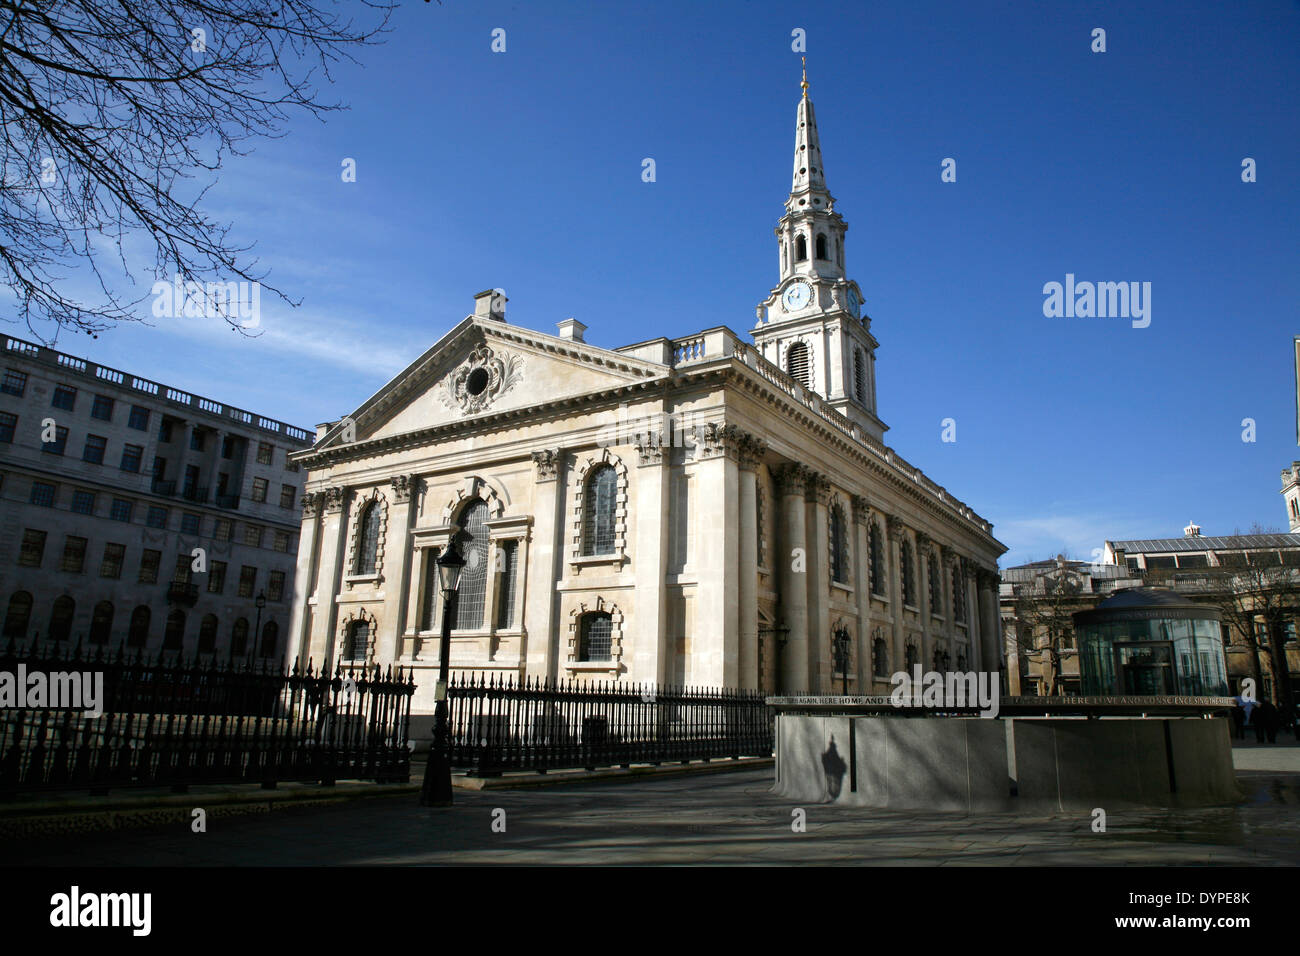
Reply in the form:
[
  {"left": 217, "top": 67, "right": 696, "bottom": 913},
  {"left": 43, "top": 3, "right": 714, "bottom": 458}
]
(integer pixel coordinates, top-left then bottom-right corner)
[
  {"left": 1, "top": 591, "right": 279, "bottom": 657},
  {"left": 0, "top": 367, "right": 300, "bottom": 472},
  {"left": 22, "top": 480, "right": 295, "bottom": 551},
  {"left": 15, "top": 529, "right": 286, "bottom": 600}
]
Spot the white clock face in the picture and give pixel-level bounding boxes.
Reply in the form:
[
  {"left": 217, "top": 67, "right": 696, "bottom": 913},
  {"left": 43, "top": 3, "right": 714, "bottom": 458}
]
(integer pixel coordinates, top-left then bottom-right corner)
[
  {"left": 783, "top": 281, "right": 812, "bottom": 311},
  {"left": 845, "top": 288, "right": 859, "bottom": 316}
]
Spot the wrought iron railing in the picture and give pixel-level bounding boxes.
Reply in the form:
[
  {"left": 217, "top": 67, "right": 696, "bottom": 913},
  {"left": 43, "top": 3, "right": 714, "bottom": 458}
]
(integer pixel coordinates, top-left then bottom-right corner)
[
  {"left": 445, "top": 675, "right": 773, "bottom": 774},
  {"left": 0, "top": 639, "right": 416, "bottom": 796}
]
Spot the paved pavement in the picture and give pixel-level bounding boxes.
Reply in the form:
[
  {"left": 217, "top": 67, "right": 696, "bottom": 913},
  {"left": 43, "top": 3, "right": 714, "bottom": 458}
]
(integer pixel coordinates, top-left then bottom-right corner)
[{"left": 7, "top": 745, "right": 1300, "bottom": 865}]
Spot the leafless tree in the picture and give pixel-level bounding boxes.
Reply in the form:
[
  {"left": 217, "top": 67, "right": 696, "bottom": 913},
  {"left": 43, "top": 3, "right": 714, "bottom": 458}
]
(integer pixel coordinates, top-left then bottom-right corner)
[
  {"left": 1009, "top": 555, "right": 1084, "bottom": 696},
  {"left": 0, "top": 0, "right": 393, "bottom": 339}
]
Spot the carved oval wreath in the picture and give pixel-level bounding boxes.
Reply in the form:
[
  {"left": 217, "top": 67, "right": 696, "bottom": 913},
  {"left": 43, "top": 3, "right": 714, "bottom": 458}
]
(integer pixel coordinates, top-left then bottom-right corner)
[{"left": 445, "top": 345, "right": 523, "bottom": 414}]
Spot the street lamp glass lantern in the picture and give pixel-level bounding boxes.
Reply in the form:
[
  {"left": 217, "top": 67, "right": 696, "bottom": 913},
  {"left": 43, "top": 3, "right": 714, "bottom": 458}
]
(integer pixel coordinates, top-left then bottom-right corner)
[
  {"left": 437, "top": 547, "right": 466, "bottom": 593},
  {"left": 255, "top": 591, "right": 266, "bottom": 610}
]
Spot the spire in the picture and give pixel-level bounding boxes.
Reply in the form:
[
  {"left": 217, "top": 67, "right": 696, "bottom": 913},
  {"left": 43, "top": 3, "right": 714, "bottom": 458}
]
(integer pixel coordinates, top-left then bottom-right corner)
[{"left": 789, "top": 61, "right": 830, "bottom": 210}]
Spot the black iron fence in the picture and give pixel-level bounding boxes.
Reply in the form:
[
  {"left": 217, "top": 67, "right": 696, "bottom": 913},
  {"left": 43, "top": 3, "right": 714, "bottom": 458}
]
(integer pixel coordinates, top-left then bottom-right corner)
[
  {"left": 446, "top": 675, "right": 773, "bottom": 774},
  {"left": 0, "top": 639, "right": 416, "bottom": 796}
]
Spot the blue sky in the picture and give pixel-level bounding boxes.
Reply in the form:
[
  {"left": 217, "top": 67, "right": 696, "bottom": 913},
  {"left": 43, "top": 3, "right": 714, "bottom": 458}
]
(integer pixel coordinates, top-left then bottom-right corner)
[{"left": 16, "top": 0, "right": 1300, "bottom": 568}]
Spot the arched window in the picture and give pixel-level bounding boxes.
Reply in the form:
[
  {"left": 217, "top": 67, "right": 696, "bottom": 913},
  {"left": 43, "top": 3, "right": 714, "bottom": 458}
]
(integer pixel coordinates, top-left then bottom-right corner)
[
  {"left": 928, "top": 554, "right": 941, "bottom": 613},
  {"left": 905, "top": 643, "right": 919, "bottom": 669},
  {"left": 89, "top": 601, "right": 113, "bottom": 645},
  {"left": 756, "top": 485, "right": 767, "bottom": 567},
  {"left": 786, "top": 342, "right": 810, "bottom": 388},
  {"left": 795, "top": 234, "right": 808, "bottom": 262},
  {"left": 231, "top": 617, "right": 249, "bottom": 656},
  {"left": 354, "top": 501, "right": 382, "bottom": 575},
  {"left": 128, "top": 606, "right": 151, "bottom": 647},
  {"left": 853, "top": 350, "right": 866, "bottom": 403},
  {"left": 260, "top": 621, "right": 279, "bottom": 659},
  {"left": 869, "top": 524, "right": 885, "bottom": 596},
  {"left": 901, "top": 539, "right": 917, "bottom": 607},
  {"left": 582, "top": 465, "right": 617, "bottom": 556},
  {"left": 343, "top": 619, "right": 369, "bottom": 661},
  {"left": 449, "top": 500, "right": 489, "bottom": 629},
  {"left": 829, "top": 504, "right": 848, "bottom": 584},
  {"left": 873, "top": 637, "right": 889, "bottom": 678},
  {"left": 163, "top": 609, "right": 185, "bottom": 651},
  {"left": 3, "top": 591, "right": 33, "bottom": 641},
  {"left": 48, "top": 596, "right": 75, "bottom": 643},
  {"left": 198, "top": 615, "right": 219, "bottom": 654},
  {"left": 579, "top": 612, "right": 613, "bottom": 662},
  {"left": 951, "top": 564, "right": 966, "bottom": 619},
  {"left": 815, "top": 233, "right": 828, "bottom": 260}
]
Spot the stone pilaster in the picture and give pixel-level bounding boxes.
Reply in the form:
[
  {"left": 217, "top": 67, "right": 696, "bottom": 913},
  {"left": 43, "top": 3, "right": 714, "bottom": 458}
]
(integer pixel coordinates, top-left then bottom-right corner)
[
  {"left": 286, "top": 491, "right": 324, "bottom": 668},
  {"left": 737, "top": 436, "right": 765, "bottom": 691},
  {"left": 632, "top": 428, "right": 671, "bottom": 685},
  {"left": 851, "top": 495, "right": 873, "bottom": 690},
  {"left": 977, "top": 567, "right": 1002, "bottom": 681},
  {"left": 775, "top": 463, "right": 809, "bottom": 693},
  {"left": 693, "top": 422, "right": 742, "bottom": 687},
  {"left": 307, "top": 485, "right": 349, "bottom": 669},
  {"left": 384, "top": 474, "right": 418, "bottom": 662},
  {"left": 525, "top": 448, "right": 565, "bottom": 678},
  {"left": 886, "top": 514, "right": 907, "bottom": 676},
  {"left": 804, "top": 472, "right": 831, "bottom": 693}
]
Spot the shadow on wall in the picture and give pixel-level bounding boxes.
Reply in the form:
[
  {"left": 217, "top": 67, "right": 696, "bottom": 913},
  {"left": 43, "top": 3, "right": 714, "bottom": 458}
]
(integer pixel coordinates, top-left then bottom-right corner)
[{"left": 821, "top": 736, "right": 847, "bottom": 799}]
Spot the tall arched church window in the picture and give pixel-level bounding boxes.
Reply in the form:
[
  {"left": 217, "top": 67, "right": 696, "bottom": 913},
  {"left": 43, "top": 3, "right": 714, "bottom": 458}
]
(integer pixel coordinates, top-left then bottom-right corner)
[
  {"left": 579, "top": 612, "right": 613, "bottom": 662},
  {"left": 163, "top": 609, "right": 185, "bottom": 651},
  {"left": 128, "top": 606, "right": 151, "bottom": 647},
  {"left": 901, "top": 539, "right": 917, "bottom": 607},
  {"left": 816, "top": 233, "right": 828, "bottom": 260},
  {"left": 786, "top": 342, "right": 810, "bottom": 389},
  {"left": 198, "top": 614, "right": 218, "bottom": 654},
  {"left": 829, "top": 505, "right": 848, "bottom": 584},
  {"left": 873, "top": 637, "right": 889, "bottom": 678},
  {"left": 496, "top": 540, "right": 519, "bottom": 630},
  {"left": 583, "top": 465, "right": 617, "bottom": 556},
  {"left": 260, "top": 621, "right": 279, "bottom": 659},
  {"left": 928, "top": 554, "right": 942, "bottom": 612},
  {"left": 449, "top": 500, "right": 489, "bottom": 629},
  {"left": 869, "top": 524, "right": 885, "bottom": 596},
  {"left": 354, "top": 502, "right": 382, "bottom": 575},
  {"left": 231, "top": 617, "right": 249, "bottom": 656},
  {"left": 795, "top": 234, "right": 808, "bottom": 262},
  {"left": 89, "top": 601, "right": 113, "bottom": 645},
  {"left": 48, "top": 596, "right": 75, "bottom": 643},
  {"left": 3, "top": 591, "right": 33, "bottom": 640},
  {"left": 343, "top": 619, "right": 369, "bottom": 661},
  {"left": 952, "top": 564, "right": 966, "bottom": 619}
]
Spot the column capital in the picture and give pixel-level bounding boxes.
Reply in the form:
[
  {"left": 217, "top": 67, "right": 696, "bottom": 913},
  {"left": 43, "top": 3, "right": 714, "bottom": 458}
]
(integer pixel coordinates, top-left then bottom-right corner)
[
  {"left": 977, "top": 567, "right": 1001, "bottom": 590},
  {"left": 692, "top": 422, "right": 745, "bottom": 461},
  {"left": 634, "top": 431, "right": 664, "bottom": 467},
  {"left": 390, "top": 474, "right": 419, "bottom": 504},
  {"left": 886, "top": 514, "right": 907, "bottom": 542},
  {"left": 737, "top": 433, "right": 767, "bottom": 472},
  {"left": 960, "top": 555, "right": 977, "bottom": 578},
  {"left": 531, "top": 448, "right": 563, "bottom": 481},
  {"left": 804, "top": 472, "right": 831, "bottom": 506},
  {"left": 774, "top": 463, "right": 809, "bottom": 497},
  {"left": 301, "top": 490, "right": 325, "bottom": 519},
  {"left": 916, "top": 531, "right": 932, "bottom": 552},
  {"left": 850, "top": 494, "right": 871, "bottom": 525},
  {"left": 323, "top": 486, "right": 346, "bottom": 514}
]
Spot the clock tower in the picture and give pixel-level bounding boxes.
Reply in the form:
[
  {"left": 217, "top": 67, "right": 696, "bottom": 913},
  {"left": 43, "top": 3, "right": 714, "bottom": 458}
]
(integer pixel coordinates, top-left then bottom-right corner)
[{"left": 753, "top": 62, "right": 887, "bottom": 442}]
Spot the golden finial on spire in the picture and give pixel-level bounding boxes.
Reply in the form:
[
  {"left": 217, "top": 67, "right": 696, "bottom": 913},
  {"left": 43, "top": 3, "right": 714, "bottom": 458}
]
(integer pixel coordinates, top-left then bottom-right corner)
[{"left": 801, "top": 56, "right": 809, "bottom": 98}]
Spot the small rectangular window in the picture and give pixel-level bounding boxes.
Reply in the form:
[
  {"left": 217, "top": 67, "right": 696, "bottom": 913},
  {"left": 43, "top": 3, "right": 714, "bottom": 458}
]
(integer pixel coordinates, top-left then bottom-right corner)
[
  {"left": 128, "top": 405, "right": 150, "bottom": 430},
  {"left": 190, "top": 429, "right": 205, "bottom": 451},
  {"left": 90, "top": 394, "right": 114, "bottom": 421},
  {"left": 279, "top": 484, "right": 296, "bottom": 509},
  {"left": 61, "top": 535, "right": 87, "bottom": 573},
  {"left": 120, "top": 443, "right": 143, "bottom": 473},
  {"left": 51, "top": 385, "right": 77, "bottom": 411},
  {"left": 29, "top": 481, "right": 56, "bottom": 507},
  {"left": 100, "top": 543, "right": 126, "bottom": 579},
  {"left": 42, "top": 425, "right": 68, "bottom": 455},
  {"left": 238, "top": 565, "right": 257, "bottom": 598},
  {"left": 208, "top": 560, "right": 227, "bottom": 594},
  {"left": 82, "top": 434, "right": 107, "bottom": 464},
  {"left": 273, "top": 531, "right": 290, "bottom": 553},
  {"left": 18, "top": 529, "right": 47, "bottom": 567},
  {"left": 285, "top": 451, "right": 299, "bottom": 473},
  {"left": 251, "top": 477, "right": 268, "bottom": 503},
  {"left": 181, "top": 512, "right": 201, "bottom": 535},
  {"left": 243, "top": 524, "right": 263, "bottom": 548},
  {"left": 110, "top": 498, "right": 133, "bottom": 522},
  {"left": 146, "top": 505, "right": 168, "bottom": 529},
  {"left": 257, "top": 442, "right": 273, "bottom": 465},
  {"left": 158, "top": 419, "right": 173, "bottom": 442},
  {"left": 0, "top": 411, "right": 16, "bottom": 443},
  {"left": 268, "top": 570, "right": 285, "bottom": 602},
  {"left": 139, "top": 549, "right": 161, "bottom": 584},
  {"left": 213, "top": 519, "right": 232, "bottom": 542},
  {"left": 1, "top": 368, "right": 27, "bottom": 396},
  {"left": 72, "top": 489, "right": 96, "bottom": 515}
]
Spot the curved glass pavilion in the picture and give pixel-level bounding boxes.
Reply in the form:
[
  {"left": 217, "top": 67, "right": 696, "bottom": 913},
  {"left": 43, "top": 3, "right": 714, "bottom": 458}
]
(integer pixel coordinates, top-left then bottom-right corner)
[{"left": 1073, "top": 587, "right": 1228, "bottom": 696}]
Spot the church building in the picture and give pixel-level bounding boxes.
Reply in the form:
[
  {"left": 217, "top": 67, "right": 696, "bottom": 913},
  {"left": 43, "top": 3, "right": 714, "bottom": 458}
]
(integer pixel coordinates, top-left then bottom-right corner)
[{"left": 287, "top": 71, "right": 1007, "bottom": 711}]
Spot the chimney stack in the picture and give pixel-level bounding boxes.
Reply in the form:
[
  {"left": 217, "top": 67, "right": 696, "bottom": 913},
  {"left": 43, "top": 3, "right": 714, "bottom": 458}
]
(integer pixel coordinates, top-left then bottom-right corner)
[
  {"left": 556, "top": 318, "right": 586, "bottom": 342},
  {"left": 473, "top": 289, "right": 507, "bottom": 322}
]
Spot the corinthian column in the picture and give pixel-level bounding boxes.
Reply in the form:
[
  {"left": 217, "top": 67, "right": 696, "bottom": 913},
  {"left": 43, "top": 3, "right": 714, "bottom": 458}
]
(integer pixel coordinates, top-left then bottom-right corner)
[
  {"left": 804, "top": 472, "right": 831, "bottom": 693},
  {"left": 693, "top": 423, "right": 742, "bottom": 687},
  {"left": 287, "top": 490, "right": 324, "bottom": 669},
  {"left": 737, "top": 435, "right": 766, "bottom": 690},
  {"left": 776, "top": 464, "right": 809, "bottom": 693},
  {"left": 307, "top": 486, "right": 349, "bottom": 669}
]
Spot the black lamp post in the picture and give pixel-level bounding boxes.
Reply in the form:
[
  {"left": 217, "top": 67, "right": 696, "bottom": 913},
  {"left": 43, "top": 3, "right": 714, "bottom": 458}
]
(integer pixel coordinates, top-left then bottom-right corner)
[
  {"left": 420, "top": 546, "right": 465, "bottom": 807},
  {"left": 832, "top": 627, "right": 851, "bottom": 695},
  {"left": 252, "top": 590, "right": 266, "bottom": 662}
]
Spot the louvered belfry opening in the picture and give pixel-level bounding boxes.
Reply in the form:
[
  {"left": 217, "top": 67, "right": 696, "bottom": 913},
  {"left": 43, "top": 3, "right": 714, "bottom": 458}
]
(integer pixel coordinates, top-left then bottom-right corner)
[{"left": 786, "top": 342, "right": 810, "bottom": 388}]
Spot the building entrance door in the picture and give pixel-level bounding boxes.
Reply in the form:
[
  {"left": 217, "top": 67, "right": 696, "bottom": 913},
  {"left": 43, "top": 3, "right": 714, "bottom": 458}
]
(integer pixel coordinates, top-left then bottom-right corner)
[{"left": 1113, "top": 642, "right": 1176, "bottom": 695}]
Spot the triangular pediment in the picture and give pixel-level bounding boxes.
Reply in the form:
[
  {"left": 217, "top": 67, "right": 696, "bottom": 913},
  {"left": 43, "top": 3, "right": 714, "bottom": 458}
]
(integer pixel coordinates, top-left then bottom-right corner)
[{"left": 317, "top": 318, "right": 668, "bottom": 448}]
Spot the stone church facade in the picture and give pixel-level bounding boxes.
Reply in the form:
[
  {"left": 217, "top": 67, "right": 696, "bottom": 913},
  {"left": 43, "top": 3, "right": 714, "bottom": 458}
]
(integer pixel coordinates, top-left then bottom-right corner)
[{"left": 287, "top": 75, "right": 1007, "bottom": 712}]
